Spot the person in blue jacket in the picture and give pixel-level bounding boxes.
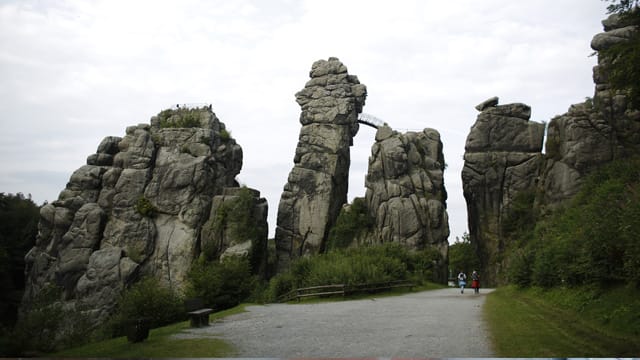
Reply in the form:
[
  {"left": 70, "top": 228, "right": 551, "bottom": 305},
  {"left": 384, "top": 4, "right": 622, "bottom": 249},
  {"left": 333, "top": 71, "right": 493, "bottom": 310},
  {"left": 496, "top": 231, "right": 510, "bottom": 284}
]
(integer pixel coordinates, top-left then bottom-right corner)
[{"left": 457, "top": 271, "right": 467, "bottom": 294}]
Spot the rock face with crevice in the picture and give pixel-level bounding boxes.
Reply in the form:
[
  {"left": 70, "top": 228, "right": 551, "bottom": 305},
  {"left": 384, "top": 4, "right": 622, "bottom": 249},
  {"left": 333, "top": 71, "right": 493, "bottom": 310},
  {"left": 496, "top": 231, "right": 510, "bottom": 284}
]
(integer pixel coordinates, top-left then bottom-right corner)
[
  {"left": 363, "top": 125, "right": 450, "bottom": 282},
  {"left": 275, "top": 57, "right": 366, "bottom": 270},
  {"left": 21, "top": 107, "right": 267, "bottom": 330},
  {"left": 463, "top": 14, "right": 640, "bottom": 285},
  {"left": 462, "top": 100, "right": 545, "bottom": 285}
]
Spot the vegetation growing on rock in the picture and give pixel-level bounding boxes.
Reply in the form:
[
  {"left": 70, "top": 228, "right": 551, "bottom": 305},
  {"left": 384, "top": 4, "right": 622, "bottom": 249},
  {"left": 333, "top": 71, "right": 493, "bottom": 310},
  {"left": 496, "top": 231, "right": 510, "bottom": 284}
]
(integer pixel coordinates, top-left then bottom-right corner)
[
  {"left": 505, "top": 156, "right": 640, "bottom": 288},
  {"left": 326, "top": 197, "right": 374, "bottom": 251},
  {"left": 157, "top": 107, "right": 204, "bottom": 128}
]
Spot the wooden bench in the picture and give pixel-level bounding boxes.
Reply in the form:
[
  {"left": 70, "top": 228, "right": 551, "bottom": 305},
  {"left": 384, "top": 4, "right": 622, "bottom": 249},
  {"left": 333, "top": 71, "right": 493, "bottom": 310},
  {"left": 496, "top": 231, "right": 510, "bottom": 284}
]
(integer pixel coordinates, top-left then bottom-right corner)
[{"left": 184, "top": 298, "right": 213, "bottom": 328}]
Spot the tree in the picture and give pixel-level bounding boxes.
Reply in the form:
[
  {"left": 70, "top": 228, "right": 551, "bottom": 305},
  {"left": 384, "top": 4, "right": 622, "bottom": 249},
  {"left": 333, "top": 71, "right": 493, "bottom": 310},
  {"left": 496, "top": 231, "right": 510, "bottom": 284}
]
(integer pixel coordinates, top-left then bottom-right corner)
[
  {"left": 448, "top": 233, "right": 480, "bottom": 278},
  {"left": 0, "top": 193, "right": 40, "bottom": 328}
]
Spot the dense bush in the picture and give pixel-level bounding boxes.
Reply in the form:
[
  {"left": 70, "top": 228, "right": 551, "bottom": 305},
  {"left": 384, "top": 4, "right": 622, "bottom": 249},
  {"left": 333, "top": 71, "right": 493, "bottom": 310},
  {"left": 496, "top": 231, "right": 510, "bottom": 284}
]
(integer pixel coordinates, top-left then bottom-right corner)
[
  {"left": 8, "top": 284, "right": 92, "bottom": 355},
  {"left": 187, "top": 256, "right": 256, "bottom": 311},
  {"left": 109, "top": 277, "right": 184, "bottom": 336},
  {"left": 265, "top": 243, "right": 442, "bottom": 301},
  {"left": 506, "top": 157, "right": 640, "bottom": 288},
  {"left": 326, "top": 197, "right": 374, "bottom": 250}
]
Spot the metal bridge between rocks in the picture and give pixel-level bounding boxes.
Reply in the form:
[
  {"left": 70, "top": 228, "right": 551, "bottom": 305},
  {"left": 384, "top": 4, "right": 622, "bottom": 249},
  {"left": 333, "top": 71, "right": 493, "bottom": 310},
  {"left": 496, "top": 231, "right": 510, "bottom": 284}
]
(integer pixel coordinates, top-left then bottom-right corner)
[{"left": 357, "top": 113, "right": 385, "bottom": 129}]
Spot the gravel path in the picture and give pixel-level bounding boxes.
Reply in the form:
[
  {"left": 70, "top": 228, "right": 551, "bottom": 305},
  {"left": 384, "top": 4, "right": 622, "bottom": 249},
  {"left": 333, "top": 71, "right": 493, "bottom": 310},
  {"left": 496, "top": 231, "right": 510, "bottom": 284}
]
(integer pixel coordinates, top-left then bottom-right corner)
[{"left": 173, "top": 288, "right": 495, "bottom": 358}]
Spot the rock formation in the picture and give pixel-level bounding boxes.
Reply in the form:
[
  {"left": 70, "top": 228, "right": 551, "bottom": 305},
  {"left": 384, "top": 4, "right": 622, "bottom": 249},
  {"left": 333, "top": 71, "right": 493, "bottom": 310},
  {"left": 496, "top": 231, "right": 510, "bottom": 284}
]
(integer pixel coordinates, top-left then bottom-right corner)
[
  {"left": 363, "top": 125, "right": 450, "bottom": 281},
  {"left": 541, "top": 12, "right": 640, "bottom": 207},
  {"left": 201, "top": 186, "right": 268, "bottom": 275},
  {"left": 463, "top": 14, "right": 640, "bottom": 285},
  {"left": 462, "top": 99, "right": 545, "bottom": 285},
  {"left": 275, "top": 57, "right": 366, "bottom": 270},
  {"left": 21, "top": 106, "right": 266, "bottom": 329}
]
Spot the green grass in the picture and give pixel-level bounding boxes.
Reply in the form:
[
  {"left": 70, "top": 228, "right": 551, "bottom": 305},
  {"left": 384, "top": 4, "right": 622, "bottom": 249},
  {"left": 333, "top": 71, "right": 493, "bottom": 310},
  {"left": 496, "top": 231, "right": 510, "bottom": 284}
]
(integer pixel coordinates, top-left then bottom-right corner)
[
  {"left": 52, "top": 305, "right": 248, "bottom": 358},
  {"left": 485, "top": 286, "right": 640, "bottom": 357}
]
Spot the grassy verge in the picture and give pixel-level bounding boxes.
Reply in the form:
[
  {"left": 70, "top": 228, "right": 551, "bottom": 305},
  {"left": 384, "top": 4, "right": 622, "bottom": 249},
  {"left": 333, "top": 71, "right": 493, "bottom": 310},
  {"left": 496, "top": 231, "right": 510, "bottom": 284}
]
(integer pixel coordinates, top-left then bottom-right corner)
[
  {"left": 52, "top": 305, "right": 248, "bottom": 358},
  {"left": 485, "top": 286, "right": 640, "bottom": 357}
]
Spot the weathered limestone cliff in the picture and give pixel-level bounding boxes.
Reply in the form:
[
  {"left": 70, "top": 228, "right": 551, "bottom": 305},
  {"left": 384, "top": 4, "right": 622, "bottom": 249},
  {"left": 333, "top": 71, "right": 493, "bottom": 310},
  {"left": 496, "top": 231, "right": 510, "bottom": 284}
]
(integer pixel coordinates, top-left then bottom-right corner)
[
  {"left": 363, "top": 125, "right": 450, "bottom": 281},
  {"left": 22, "top": 106, "right": 267, "bottom": 328},
  {"left": 275, "top": 57, "right": 366, "bottom": 270},
  {"left": 463, "top": 14, "right": 640, "bottom": 285}
]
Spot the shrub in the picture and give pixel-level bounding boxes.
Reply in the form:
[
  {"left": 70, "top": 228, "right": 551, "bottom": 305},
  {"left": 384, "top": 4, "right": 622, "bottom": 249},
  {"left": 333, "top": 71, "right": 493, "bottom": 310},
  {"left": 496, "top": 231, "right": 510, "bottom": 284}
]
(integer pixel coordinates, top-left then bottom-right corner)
[
  {"left": 326, "top": 197, "right": 374, "bottom": 250},
  {"left": 504, "top": 157, "right": 640, "bottom": 289},
  {"left": 10, "top": 284, "right": 93, "bottom": 355},
  {"left": 219, "top": 128, "right": 231, "bottom": 141},
  {"left": 11, "top": 285, "right": 65, "bottom": 354},
  {"left": 158, "top": 108, "right": 203, "bottom": 129},
  {"left": 508, "top": 250, "right": 533, "bottom": 287},
  {"left": 187, "top": 256, "right": 256, "bottom": 311},
  {"left": 265, "top": 242, "right": 441, "bottom": 301},
  {"left": 109, "top": 277, "right": 183, "bottom": 336},
  {"left": 501, "top": 188, "right": 538, "bottom": 237}
]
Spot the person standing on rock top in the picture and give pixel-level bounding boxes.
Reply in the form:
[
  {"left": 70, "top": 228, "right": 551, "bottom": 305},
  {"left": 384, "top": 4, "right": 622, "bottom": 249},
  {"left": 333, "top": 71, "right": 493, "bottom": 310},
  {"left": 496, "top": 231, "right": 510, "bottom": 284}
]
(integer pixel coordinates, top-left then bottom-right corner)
[
  {"left": 457, "top": 271, "right": 467, "bottom": 294},
  {"left": 471, "top": 270, "right": 480, "bottom": 294}
]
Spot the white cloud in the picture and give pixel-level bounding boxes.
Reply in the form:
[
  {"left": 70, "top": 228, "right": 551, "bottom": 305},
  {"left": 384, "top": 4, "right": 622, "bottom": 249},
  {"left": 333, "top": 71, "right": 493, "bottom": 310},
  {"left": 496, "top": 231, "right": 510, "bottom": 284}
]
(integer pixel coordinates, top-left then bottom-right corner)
[{"left": 0, "top": 0, "right": 609, "bottom": 242}]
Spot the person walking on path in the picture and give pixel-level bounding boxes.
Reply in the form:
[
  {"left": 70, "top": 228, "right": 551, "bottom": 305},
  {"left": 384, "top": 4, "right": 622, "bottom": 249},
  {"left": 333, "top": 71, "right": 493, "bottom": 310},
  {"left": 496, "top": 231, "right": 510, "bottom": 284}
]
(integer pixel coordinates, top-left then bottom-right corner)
[
  {"left": 471, "top": 270, "right": 480, "bottom": 294},
  {"left": 457, "top": 271, "right": 467, "bottom": 294}
]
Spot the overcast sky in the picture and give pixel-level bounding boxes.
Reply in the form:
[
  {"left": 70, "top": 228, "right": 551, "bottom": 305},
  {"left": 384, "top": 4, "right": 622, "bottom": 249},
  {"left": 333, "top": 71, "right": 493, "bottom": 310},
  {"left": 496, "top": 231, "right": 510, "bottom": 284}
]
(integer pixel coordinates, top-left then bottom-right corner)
[{"left": 0, "top": 0, "right": 608, "bottom": 242}]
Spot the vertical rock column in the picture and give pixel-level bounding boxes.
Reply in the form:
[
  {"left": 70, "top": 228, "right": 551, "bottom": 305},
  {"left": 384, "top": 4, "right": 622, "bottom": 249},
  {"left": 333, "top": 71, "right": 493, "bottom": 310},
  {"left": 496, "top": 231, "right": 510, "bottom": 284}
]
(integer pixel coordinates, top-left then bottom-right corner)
[
  {"left": 462, "top": 99, "right": 545, "bottom": 285},
  {"left": 364, "top": 126, "right": 450, "bottom": 282},
  {"left": 275, "top": 57, "right": 367, "bottom": 270}
]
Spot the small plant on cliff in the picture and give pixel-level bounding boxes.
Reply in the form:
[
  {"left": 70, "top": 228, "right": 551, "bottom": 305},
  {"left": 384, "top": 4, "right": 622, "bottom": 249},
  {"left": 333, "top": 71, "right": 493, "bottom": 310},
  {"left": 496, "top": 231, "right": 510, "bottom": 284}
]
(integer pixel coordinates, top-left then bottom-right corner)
[
  {"left": 136, "top": 197, "right": 157, "bottom": 218},
  {"left": 219, "top": 128, "right": 231, "bottom": 141}
]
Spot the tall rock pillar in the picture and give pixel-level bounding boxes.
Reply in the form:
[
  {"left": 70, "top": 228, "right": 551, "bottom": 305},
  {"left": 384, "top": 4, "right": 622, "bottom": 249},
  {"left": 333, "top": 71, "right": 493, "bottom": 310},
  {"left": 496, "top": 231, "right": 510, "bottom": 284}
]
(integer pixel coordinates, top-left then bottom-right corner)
[
  {"left": 275, "top": 57, "right": 367, "bottom": 270},
  {"left": 462, "top": 99, "right": 545, "bottom": 286}
]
